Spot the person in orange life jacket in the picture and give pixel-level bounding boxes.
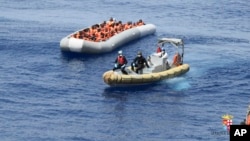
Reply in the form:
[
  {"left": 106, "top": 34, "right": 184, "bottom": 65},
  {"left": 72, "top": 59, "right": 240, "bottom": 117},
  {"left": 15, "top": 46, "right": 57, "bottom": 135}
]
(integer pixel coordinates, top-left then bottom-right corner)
[
  {"left": 113, "top": 50, "right": 128, "bottom": 75},
  {"left": 172, "top": 52, "right": 182, "bottom": 67},
  {"left": 131, "top": 51, "right": 150, "bottom": 74}
]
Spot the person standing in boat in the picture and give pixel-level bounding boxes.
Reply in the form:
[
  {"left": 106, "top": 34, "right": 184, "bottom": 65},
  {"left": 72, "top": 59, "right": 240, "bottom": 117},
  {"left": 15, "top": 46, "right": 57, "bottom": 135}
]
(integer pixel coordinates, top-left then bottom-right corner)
[
  {"left": 131, "top": 51, "right": 150, "bottom": 74},
  {"left": 113, "top": 50, "right": 128, "bottom": 75},
  {"left": 159, "top": 48, "right": 168, "bottom": 59},
  {"left": 160, "top": 49, "right": 171, "bottom": 70}
]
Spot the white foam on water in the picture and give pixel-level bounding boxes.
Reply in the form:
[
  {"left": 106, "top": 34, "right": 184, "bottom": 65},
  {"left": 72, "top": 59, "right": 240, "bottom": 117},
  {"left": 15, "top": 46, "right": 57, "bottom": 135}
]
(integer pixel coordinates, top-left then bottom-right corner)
[{"left": 161, "top": 77, "right": 191, "bottom": 91}]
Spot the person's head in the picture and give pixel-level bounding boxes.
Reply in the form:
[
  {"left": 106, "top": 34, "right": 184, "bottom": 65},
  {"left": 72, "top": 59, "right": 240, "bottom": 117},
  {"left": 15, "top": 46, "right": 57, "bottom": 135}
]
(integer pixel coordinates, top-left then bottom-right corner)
[
  {"left": 118, "top": 50, "right": 122, "bottom": 56},
  {"left": 137, "top": 51, "right": 142, "bottom": 57},
  {"left": 162, "top": 49, "right": 165, "bottom": 54}
]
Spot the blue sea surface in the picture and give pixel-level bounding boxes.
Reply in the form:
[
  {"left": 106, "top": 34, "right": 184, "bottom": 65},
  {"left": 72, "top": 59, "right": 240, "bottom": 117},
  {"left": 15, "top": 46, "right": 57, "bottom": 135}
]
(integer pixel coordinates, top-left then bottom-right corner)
[{"left": 0, "top": 0, "right": 249, "bottom": 141}]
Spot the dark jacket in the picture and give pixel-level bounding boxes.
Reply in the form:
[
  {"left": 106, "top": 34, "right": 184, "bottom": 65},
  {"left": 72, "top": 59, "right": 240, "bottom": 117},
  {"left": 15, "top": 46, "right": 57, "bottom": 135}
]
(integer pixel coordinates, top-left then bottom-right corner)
[{"left": 133, "top": 56, "right": 149, "bottom": 68}]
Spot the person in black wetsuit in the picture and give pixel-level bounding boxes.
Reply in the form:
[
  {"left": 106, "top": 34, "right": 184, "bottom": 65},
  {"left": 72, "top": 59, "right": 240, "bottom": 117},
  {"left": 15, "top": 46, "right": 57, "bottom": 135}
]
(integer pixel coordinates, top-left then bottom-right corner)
[{"left": 131, "top": 51, "right": 149, "bottom": 74}]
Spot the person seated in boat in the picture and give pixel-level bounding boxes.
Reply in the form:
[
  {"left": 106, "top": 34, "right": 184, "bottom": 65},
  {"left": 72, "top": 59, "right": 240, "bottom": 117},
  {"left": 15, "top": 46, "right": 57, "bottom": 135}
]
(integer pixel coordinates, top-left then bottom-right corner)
[
  {"left": 83, "top": 28, "right": 90, "bottom": 36},
  {"left": 172, "top": 52, "right": 182, "bottom": 67},
  {"left": 114, "top": 22, "right": 123, "bottom": 33},
  {"left": 113, "top": 50, "right": 128, "bottom": 75},
  {"left": 89, "top": 25, "right": 97, "bottom": 35},
  {"left": 99, "top": 33, "right": 106, "bottom": 41},
  {"left": 131, "top": 51, "right": 150, "bottom": 74},
  {"left": 78, "top": 30, "right": 83, "bottom": 36},
  {"left": 107, "top": 17, "right": 115, "bottom": 26},
  {"left": 94, "top": 28, "right": 101, "bottom": 42},
  {"left": 89, "top": 33, "right": 96, "bottom": 41},
  {"left": 101, "top": 20, "right": 107, "bottom": 26},
  {"left": 124, "top": 21, "right": 133, "bottom": 30},
  {"left": 136, "top": 19, "right": 145, "bottom": 26},
  {"left": 117, "top": 21, "right": 124, "bottom": 32},
  {"left": 102, "top": 27, "right": 110, "bottom": 40},
  {"left": 103, "top": 21, "right": 110, "bottom": 31},
  {"left": 109, "top": 24, "right": 117, "bottom": 37}
]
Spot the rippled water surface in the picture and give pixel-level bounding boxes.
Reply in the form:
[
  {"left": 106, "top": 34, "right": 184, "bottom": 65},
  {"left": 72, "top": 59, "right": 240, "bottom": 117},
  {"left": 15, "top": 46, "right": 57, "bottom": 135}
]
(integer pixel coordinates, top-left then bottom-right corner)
[{"left": 0, "top": 0, "right": 249, "bottom": 141}]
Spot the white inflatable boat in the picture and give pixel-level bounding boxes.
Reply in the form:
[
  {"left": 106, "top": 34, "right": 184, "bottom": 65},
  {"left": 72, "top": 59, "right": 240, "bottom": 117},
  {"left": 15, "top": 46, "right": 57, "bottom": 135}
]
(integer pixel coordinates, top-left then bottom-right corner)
[{"left": 60, "top": 23, "right": 156, "bottom": 54}]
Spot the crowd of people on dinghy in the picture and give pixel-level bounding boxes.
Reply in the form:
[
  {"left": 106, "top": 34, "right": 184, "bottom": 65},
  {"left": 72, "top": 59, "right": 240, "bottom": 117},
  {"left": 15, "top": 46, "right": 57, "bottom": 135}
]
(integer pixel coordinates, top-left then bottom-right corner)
[{"left": 71, "top": 18, "right": 146, "bottom": 42}]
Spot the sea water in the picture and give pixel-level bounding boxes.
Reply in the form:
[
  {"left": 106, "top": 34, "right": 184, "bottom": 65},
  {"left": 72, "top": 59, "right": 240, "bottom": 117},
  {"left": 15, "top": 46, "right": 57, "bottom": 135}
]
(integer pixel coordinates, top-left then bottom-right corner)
[{"left": 0, "top": 0, "right": 249, "bottom": 141}]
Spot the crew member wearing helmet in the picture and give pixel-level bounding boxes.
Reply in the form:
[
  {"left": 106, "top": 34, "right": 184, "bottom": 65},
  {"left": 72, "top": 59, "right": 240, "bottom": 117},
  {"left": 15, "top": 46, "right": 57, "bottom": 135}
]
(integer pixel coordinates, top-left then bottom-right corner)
[
  {"left": 113, "top": 50, "right": 128, "bottom": 75},
  {"left": 131, "top": 51, "right": 149, "bottom": 74}
]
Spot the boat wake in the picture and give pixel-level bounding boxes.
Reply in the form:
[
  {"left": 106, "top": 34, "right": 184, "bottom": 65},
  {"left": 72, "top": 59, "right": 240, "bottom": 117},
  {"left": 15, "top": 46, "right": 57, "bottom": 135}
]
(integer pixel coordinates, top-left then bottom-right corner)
[{"left": 161, "top": 77, "right": 191, "bottom": 91}]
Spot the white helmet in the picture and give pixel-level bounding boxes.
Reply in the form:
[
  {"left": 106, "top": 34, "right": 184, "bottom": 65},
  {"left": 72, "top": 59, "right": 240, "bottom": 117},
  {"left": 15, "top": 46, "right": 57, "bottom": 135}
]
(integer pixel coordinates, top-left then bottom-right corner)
[{"left": 118, "top": 50, "right": 122, "bottom": 54}]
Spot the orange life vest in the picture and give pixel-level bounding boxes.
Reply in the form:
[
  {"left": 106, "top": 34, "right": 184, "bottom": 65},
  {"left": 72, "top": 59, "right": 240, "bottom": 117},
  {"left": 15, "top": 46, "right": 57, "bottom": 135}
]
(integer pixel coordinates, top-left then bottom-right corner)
[
  {"left": 117, "top": 56, "right": 125, "bottom": 65},
  {"left": 107, "top": 21, "right": 115, "bottom": 26},
  {"left": 173, "top": 53, "right": 181, "bottom": 66}
]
